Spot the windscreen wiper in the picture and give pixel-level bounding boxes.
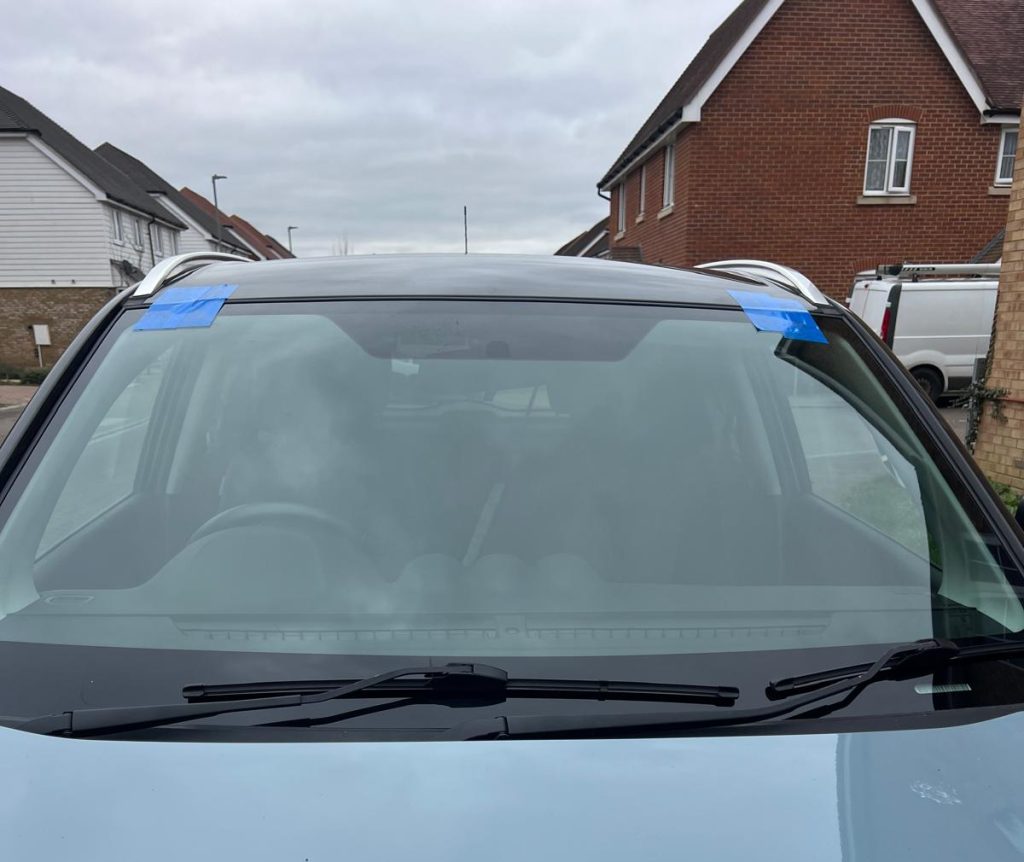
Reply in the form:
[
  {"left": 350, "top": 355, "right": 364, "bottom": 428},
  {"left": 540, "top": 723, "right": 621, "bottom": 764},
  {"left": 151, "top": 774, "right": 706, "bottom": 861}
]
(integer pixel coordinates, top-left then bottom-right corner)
[
  {"left": 766, "top": 636, "right": 1024, "bottom": 699},
  {"left": 18, "top": 663, "right": 738, "bottom": 738},
  {"left": 443, "top": 638, "right": 981, "bottom": 740},
  {"left": 182, "top": 675, "right": 737, "bottom": 706}
]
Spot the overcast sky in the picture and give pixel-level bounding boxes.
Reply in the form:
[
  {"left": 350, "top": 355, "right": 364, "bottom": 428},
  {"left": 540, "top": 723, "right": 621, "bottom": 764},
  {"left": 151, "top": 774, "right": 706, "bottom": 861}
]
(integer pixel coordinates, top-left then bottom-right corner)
[{"left": 2, "top": 0, "right": 734, "bottom": 257}]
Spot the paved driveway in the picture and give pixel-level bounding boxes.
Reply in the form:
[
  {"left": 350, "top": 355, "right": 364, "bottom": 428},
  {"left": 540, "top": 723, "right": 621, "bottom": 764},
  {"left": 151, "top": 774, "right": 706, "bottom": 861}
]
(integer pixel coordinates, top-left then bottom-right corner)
[
  {"left": 939, "top": 407, "right": 968, "bottom": 441},
  {"left": 0, "top": 385, "right": 37, "bottom": 442}
]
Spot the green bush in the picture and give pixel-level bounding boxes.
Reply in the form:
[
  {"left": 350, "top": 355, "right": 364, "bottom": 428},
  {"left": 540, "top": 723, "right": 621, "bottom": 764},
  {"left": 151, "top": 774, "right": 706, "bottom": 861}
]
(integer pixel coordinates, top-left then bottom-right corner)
[
  {"left": 18, "top": 369, "right": 49, "bottom": 386},
  {"left": 991, "top": 481, "right": 1021, "bottom": 514}
]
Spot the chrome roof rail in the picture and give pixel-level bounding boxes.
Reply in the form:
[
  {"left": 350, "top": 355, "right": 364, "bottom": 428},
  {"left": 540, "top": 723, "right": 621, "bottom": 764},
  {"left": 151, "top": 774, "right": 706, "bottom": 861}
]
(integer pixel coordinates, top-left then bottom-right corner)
[
  {"left": 133, "top": 252, "right": 250, "bottom": 297},
  {"left": 697, "top": 259, "right": 829, "bottom": 307}
]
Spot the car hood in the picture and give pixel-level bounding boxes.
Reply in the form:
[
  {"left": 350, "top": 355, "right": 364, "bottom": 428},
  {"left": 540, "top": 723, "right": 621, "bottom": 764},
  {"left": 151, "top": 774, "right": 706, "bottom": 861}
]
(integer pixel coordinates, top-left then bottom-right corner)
[{"left": 3, "top": 710, "right": 1024, "bottom": 861}]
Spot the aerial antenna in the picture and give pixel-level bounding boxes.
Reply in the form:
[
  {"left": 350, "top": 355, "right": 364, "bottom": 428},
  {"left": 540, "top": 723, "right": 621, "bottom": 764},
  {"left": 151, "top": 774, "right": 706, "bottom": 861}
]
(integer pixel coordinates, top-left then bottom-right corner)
[{"left": 464, "top": 205, "right": 468, "bottom": 254}]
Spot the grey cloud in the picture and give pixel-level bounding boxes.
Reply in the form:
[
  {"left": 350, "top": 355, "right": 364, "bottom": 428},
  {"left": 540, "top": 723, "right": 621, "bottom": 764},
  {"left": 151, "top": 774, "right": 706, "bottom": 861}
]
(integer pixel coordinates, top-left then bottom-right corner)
[{"left": 2, "top": 0, "right": 733, "bottom": 256}]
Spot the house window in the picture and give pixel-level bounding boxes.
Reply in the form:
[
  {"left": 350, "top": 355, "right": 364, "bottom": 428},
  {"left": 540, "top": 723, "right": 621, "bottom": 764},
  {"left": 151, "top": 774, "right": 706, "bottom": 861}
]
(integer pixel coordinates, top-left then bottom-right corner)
[
  {"left": 662, "top": 143, "right": 676, "bottom": 208},
  {"left": 997, "top": 127, "right": 1019, "bottom": 185},
  {"left": 638, "top": 164, "right": 647, "bottom": 218},
  {"left": 616, "top": 182, "right": 626, "bottom": 234},
  {"left": 166, "top": 229, "right": 178, "bottom": 255},
  {"left": 132, "top": 217, "right": 144, "bottom": 248},
  {"left": 112, "top": 210, "right": 124, "bottom": 244},
  {"left": 153, "top": 225, "right": 164, "bottom": 255},
  {"left": 864, "top": 122, "right": 915, "bottom": 195}
]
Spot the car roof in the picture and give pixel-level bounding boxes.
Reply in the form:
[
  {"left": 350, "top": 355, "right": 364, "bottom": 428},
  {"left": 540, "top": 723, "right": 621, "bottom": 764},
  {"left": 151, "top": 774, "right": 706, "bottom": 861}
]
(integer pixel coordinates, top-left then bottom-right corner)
[{"left": 165, "top": 253, "right": 815, "bottom": 309}]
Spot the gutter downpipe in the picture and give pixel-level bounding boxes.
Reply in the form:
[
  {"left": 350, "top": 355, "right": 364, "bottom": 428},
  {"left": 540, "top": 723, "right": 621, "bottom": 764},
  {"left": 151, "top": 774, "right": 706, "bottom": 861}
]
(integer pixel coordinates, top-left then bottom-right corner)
[{"left": 146, "top": 215, "right": 158, "bottom": 268}]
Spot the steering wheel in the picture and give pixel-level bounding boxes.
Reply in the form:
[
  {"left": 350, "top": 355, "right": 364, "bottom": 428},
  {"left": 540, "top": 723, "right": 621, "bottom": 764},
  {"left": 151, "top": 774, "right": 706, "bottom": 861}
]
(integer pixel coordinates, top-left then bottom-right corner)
[{"left": 189, "top": 502, "right": 354, "bottom": 545}]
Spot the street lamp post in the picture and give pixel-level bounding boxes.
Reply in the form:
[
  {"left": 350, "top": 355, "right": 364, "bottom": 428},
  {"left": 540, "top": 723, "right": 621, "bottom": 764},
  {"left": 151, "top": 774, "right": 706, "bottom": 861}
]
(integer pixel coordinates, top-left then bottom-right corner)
[
  {"left": 211, "top": 174, "right": 227, "bottom": 251},
  {"left": 287, "top": 226, "right": 298, "bottom": 254}
]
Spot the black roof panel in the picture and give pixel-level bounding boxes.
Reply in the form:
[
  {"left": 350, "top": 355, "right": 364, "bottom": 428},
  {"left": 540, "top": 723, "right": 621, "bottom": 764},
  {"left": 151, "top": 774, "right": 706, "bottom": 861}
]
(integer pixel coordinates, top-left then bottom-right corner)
[{"left": 166, "top": 254, "right": 810, "bottom": 309}]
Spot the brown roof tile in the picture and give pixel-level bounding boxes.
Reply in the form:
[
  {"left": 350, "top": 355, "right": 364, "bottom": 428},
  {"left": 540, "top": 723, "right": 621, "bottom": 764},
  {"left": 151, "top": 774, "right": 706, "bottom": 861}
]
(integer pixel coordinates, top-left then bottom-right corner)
[
  {"left": 228, "top": 213, "right": 289, "bottom": 260},
  {"left": 933, "top": 0, "right": 1024, "bottom": 112},
  {"left": 598, "top": 0, "right": 769, "bottom": 188},
  {"left": 555, "top": 218, "right": 609, "bottom": 256}
]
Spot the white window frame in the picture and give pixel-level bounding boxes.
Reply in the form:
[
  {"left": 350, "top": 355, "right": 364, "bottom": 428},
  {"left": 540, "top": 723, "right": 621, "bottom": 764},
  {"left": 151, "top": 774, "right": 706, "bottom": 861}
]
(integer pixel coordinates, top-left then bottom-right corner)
[
  {"left": 996, "top": 126, "right": 1018, "bottom": 186},
  {"left": 662, "top": 142, "right": 676, "bottom": 208},
  {"left": 167, "top": 229, "right": 178, "bottom": 255},
  {"left": 616, "top": 182, "right": 626, "bottom": 235},
  {"left": 637, "top": 164, "right": 647, "bottom": 218},
  {"left": 131, "top": 217, "right": 144, "bottom": 248},
  {"left": 112, "top": 209, "right": 124, "bottom": 244},
  {"left": 153, "top": 225, "right": 164, "bottom": 255},
  {"left": 863, "top": 120, "right": 916, "bottom": 196}
]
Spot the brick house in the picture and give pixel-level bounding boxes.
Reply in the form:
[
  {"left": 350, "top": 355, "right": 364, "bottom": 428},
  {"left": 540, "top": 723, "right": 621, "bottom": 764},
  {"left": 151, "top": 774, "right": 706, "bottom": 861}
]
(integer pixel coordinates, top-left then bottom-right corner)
[
  {"left": 973, "top": 107, "right": 1024, "bottom": 488},
  {"left": 0, "top": 86, "right": 186, "bottom": 369},
  {"left": 599, "top": 0, "right": 1024, "bottom": 298},
  {"left": 554, "top": 219, "right": 609, "bottom": 258},
  {"left": 177, "top": 188, "right": 294, "bottom": 261}
]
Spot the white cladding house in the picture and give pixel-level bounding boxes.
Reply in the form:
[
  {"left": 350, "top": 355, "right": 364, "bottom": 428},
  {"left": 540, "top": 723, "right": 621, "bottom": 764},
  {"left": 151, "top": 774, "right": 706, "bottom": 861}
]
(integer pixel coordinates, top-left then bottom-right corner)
[
  {"left": 0, "top": 85, "right": 186, "bottom": 367},
  {"left": 94, "top": 144, "right": 256, "bottom": 260}
]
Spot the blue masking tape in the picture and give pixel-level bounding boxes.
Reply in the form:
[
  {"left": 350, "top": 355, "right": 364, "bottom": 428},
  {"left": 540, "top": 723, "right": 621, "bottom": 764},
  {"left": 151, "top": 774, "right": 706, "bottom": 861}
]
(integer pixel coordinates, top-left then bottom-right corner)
[
  {"left": 727, "top": 289, "right": 828, "bottom": 344},
  {"left": 134, "top": 284, "right": 237, "bottom": 331}
]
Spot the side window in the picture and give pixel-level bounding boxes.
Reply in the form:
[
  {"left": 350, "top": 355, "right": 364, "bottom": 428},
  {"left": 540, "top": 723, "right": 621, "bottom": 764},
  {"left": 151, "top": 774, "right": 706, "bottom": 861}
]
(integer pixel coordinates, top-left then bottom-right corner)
[
  {"left": 38, "top": 350, "right": 170, "bottom": 553},
  {"left": 662, "top": 142, "right": 675, "bottom": 208},
  {"left": 863, "top": 121, "right": 915, "bottom": 195},
  {"left": 997, "top": 127, "right": 1018, "bottom": 186},
  {"left": 787, "top": 371, "right": 928, "bottom": 557}
]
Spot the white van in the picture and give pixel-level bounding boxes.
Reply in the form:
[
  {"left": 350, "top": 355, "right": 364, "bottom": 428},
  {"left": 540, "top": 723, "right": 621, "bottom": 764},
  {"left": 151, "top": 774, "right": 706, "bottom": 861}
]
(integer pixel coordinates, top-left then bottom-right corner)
[{"left": 848, "top": 263, "right": 999, "bottom": 400}]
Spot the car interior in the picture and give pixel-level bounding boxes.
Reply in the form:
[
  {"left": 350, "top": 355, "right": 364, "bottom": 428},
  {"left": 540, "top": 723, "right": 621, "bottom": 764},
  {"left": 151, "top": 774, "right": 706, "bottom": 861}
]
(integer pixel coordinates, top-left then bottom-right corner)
[{"left": 0, "top": 301, "right": 1017, "bottom": 655}]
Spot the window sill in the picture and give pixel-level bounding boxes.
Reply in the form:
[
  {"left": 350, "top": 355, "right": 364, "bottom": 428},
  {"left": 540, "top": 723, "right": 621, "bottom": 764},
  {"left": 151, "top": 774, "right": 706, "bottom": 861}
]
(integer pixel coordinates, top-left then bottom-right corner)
[
  {"left": 657, "top": 205, "right": 675, "bottom": 220},
  {"left": 635, "top": 214, "right": 645, "bottom": 224},
  {"left": 857, "top": 194, "right": 916, "bottom": 205},
  {"left": 614, "top": 230, "right": 625, "bottom": 241},
  {"left": 989, "top": 185, "right": 1012, "bottom": 196}
]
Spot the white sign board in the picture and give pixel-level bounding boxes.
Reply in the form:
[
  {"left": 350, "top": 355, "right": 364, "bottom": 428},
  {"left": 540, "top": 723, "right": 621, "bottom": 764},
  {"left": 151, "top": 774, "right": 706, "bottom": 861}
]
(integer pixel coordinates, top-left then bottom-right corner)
[{"left": 31, "top": 325, "right": 51, "bottom": 347}]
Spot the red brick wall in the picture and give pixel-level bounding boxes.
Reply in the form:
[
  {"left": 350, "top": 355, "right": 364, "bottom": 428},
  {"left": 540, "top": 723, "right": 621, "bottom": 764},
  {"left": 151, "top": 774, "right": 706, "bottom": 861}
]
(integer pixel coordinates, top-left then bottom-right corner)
[
  {"left": 0, "top": 288, "right": 114, "bottom": 371},
  {"left": 974, "top": 122, "right": 1024, "bottom": 487},
  {"left": 609, "top": 0, "right": 1011, "bottom": 298}
]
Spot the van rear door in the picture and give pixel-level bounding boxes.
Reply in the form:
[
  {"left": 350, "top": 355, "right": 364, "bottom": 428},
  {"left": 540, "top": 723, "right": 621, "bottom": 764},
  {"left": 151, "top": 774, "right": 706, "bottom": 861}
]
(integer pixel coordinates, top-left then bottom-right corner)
[
  {"left": 848, "top": 278, "right": 890, "bottom": 336},
  {"left": 891, "top": 281, "right": 995, "bottom": 390}
]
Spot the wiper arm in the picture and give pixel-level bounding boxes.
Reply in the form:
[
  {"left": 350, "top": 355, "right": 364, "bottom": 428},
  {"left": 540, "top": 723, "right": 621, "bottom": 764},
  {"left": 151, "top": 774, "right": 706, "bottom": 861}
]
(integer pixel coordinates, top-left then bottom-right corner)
[
  {"left": 19, "top": 663, "right": 509, "bottom": 738},
  {"left": 767, "top": 636, "right": 1024, "bottom": 699},
  {"left": 443, "top": 638, "right": 963, "bottom": 740},
  {"left": 18, "top": 663, "right": 738, "bottom": 738}
]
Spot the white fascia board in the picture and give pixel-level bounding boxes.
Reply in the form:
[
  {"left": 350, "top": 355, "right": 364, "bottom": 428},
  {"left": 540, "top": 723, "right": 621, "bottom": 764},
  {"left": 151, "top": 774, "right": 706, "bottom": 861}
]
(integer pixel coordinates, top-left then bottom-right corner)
[
  {"left": 578, "top": 228, "right": 609, "bottom": 257},
  {"left": 909, "top": 0, "right": 990, "bottom": 116},
  {"left": 25, "top": 135, "right": 105, "bottom": 200},
  {"left": 600, "top": 0, "right": 784, "bottom": 191},
  {"left": 985, "top": 113, "right": 1020, "bottom": 126},
  {"left": 680, "top": 0, "right": 786, "bottom": 122}
]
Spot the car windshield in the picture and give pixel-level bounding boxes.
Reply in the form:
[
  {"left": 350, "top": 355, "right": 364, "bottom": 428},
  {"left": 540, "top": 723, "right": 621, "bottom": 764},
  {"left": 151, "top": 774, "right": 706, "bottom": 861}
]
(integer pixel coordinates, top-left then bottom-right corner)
[{"left": 0, "top": 296, "right": 1021, "bottom": 677}]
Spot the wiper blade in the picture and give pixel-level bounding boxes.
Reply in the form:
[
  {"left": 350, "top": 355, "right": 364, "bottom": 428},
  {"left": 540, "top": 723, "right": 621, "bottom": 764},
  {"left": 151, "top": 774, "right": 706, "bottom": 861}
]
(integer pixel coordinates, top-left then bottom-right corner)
[
  {"left": 183, "top": 676, "right": 737, "bottom": 706},
  {"left": 442, "top": 638, "right": 963, "bottom": 740},
  {"left": 18, "top": 663, "right": 738, "bottom": 738},
  {"left": 767, "top": 636, "right": 1024, "bottom": 699},
  {"left": 19, "top": 663, "right": 508, "bottom": 738}
]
